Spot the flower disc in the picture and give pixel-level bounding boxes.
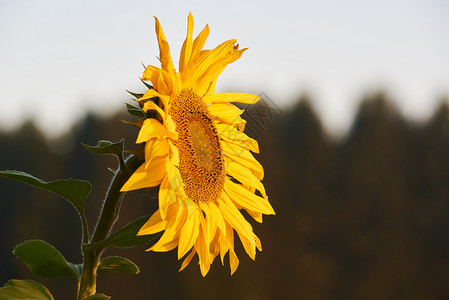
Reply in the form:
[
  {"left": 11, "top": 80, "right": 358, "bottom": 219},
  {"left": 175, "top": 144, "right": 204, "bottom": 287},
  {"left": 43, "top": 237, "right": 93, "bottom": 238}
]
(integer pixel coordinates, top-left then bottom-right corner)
[{"left": 169, "top": 89, "right": 225, "bottom": 203}]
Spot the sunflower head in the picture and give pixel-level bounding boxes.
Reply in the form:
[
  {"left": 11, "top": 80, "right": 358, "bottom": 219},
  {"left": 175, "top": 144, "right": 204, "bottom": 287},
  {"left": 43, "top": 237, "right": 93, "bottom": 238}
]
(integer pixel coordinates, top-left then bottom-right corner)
[{"left": 122, "top": 13, "right": 275, "bottom": 276}]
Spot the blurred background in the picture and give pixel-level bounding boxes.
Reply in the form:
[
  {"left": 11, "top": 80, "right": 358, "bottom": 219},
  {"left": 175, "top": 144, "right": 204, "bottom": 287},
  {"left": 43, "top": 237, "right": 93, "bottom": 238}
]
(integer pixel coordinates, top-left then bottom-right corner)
[{"left": 1, "top": 0, "right": 449, "bottom": 299}]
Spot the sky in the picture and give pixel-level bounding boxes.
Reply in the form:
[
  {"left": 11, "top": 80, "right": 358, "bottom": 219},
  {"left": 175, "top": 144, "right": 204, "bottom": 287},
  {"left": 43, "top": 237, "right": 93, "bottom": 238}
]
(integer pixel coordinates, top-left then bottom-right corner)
[{"left": 1, "top": 0, "right": 448, "bottom": 139}]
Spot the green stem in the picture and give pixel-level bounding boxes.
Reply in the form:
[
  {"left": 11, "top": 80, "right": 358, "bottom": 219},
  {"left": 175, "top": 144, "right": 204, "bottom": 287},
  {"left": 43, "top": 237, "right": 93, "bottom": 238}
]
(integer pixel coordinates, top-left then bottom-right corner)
[
  {"left": 77, "top": 245, "right": 99, "bottom": 300},
  {"left": 80, "top": 209, "right": 89, "bottom": 245},
  {"left": 77, "top": 154, "right": 142, "bottom": 300},
  {"left": 91, "top": 154, "right": 141, "bottom": 242},
  {"left": 117, "top": 151, "right": 127, "bottom": 173}
]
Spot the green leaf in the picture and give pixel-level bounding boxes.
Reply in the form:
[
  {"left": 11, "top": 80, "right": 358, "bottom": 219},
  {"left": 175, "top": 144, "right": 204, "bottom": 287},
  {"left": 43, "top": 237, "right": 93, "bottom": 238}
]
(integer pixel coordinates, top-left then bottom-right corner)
[
  {"left": 125, "top": 103, "right": 146, "bottom": 118},
  {"left": 85, "top": 294, "right": 111, "bottom": 300},
  {"left": 0, "top": 170, "right": 91, "bottom": 213},
  {"left": 81, "top": 139, "right": 124, "bottom": 158},
  {"left": 97, "top": 256, "right": 139, "bottom": 275},
  {"left": 0, "top": 279, "right": 54, "bottom": 300},
  {"left": 13, "top": 240, "right": 78, "bottom": 279},
  {"left": 67, "top": 262, "right": 83, "bottom": 279},
  {"left": 105, "top": 215, "right": 162, "bottom": 248}
]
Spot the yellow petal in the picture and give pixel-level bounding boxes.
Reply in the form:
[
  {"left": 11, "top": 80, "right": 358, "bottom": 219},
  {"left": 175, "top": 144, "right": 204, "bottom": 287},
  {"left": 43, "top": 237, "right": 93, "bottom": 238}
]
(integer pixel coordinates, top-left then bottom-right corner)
[
  {"left": 224, "top": 178, "right": 274, "bottom": 215},
  {"left": 144, "top": 138, "right": 169, "bottom": 165},
  {"left": 197, "top": 49, "right": 210, "bottom": 61},
  {"left": 229, "top": 246, "right": 239, "bottom": 275},
  {"left": 229, "top": 200, "right": 262, "bottom": 223},
  {"left": 138, "top": 88, "right": 160, "bottom": 102},
  {"left": 179, "top": 12, "right": 194, "bottom": 73},
  {"left": 217, "top": 124, "right": 259, "bottom": 153},
  {"left": 156, "top": 69, "right": 173, "bottom": 95},
  {"left": 141, "top": 66, "right": 170, "bottom": 97},
  {"left": 147, "top": 238, "right": 178, "bottom": 252},
  {"left": 198, "top": 202, "right": 218, "bottom": 246},
  {"left": 120, "top": 156, "right": 167, "bottom": 191},
  {"left": 204, "top": 78, "right": 217, "bottom": 96},
  {"left": 222, "top": 141, "right": 264, "bottom": 180},
  {"left": 218, "top": 193, "right": 256, "bottom": 255},
  {"left": 136, "top": 119, "right": 166, "bottom": 143},
  {"left": 219, "top": 193, "right": 257, "bottom": 260},
  {"left": 224, "top": 155, "right": 266, "bottom": 198},
  {"left": 195, "top": 48, "right": 247, "bottom": 95},
  {"left": 159, "top": 163, "right": 193, "bottom": 219},
  {"left": 165, "top": 114, "right": 178, "bottom": 141},
  {"left": 184, "top": 39, "right": 236, "bottom": 89},
  {"left": 219, "top": 227, "right": 230, "bottom": 265},
  {"left": 154, "top": 16, "right": 175, "bottom": 76},
  {"left": 247, "top": 210, "right": 263, "bottom": 223},
  {"left": 181, "top": 24, "right": 209, "bottom": 82},
  {"left": 219, "top": 193, "right": 253, "bottom": 238},
  {"left": 215, "top": 116, "right": 247, "bottom": 132},
  {"left": 161, "top": 40, "right": 176, "bottom": 76},
  {"left": 149, "top": 206, "right": 187, "bottom": 252},
  {"left": 137, "top": 87, "right": 169, "bottom": 108},
  {"left": 224, "top": 222, "right": 239, "bottom": 274},
  {"left": 208, "top": 103, "right": 244, "bottom": 123},
  {"left": 178, "top": 207, "right": 200, "bottom": 259},
  {"left": 167, "top": 139, "right": 179, "bottom": 166},
  {"left": 142, "top": 65, "right": 161, "bottom": 85},
  {"left": 191, "top": 24, "right": 209, "bottom": 62},
  {"left": 203, "top": 93, "right": 260, "bottom": 105},
  {"left": 254, "top": 233, "right": 262, "bottom": 251},
  {"left": 137, "top": 209, "right": 166, "bottom": 235},
  {"left": 208, "top": 202, "right": 226, "bottom": 237},
  {"left": 142, "top": 101, "right": 166, "bottom": 121},
  {"left": 158, "top": 175, "right": 179, "bottom": 219},
  {"left": 170, "top": 72, "right": 182, "bottom": 98},
  {"left": 179, "top": 248, "right": 197, "bottom": 272},
  {"left": 195, "top": 225, "right": 211, "bottom": 277},
  {"left": 219, "top": 243, "right": 229, "bottom": 265},
  {"left": 209, "top": 230, "right": 221, "bottom": 262}
]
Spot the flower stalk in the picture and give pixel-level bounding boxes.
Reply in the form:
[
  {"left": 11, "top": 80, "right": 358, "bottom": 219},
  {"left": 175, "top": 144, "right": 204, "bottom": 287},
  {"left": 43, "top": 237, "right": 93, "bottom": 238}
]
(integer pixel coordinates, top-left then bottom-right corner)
[{"left": 77, "top": 154, "right": 142, "bottom": 299}]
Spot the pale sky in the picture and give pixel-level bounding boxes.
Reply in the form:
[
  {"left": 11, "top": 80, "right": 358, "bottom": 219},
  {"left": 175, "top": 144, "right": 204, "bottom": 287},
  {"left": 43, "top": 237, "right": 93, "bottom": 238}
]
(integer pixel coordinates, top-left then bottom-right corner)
[{"left": 1, "top": 0, "right": 448, "bottom": 138}]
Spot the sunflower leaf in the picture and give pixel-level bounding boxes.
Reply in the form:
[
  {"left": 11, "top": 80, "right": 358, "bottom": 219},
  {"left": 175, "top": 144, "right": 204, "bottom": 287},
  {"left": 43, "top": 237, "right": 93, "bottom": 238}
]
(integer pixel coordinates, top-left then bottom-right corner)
[
  {"left": 13, "top": 240, "right": 79, "bottom": 279},
  {"left": 0, "top": 170, "right": 91, "bottom": 214},
  {"left": 67, "top": 262, "right": 83, "bottom": 279},
  {"left": 125, "top": 103, "right": 146, "bottom": 118},
  {"left": 85, "top": 294, "right": 111, "bottom": 300},
  {"left": 81, "top": 139, "right": 124, "bottom": 158},
  {"left": 104, "top": 215, "right": 161, "bottom": 248},
  {"left": 0, "top": 279, "right": 54, "bottom": 300},
  {"left": 97, "top": 256, "right": 140, "bottom": 275}
]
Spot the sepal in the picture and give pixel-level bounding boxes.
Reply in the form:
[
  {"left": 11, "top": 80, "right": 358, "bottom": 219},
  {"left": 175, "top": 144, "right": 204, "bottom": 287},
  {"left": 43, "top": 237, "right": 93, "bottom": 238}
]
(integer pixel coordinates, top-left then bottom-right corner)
[
  {"left": 125, "top": 103, "right": 146, "bottom": 118},
  {"left": 126, "top": 90, "right": 144, "bottom": 99},
  {"left": 141, "top": 78, "right": 153, "bottom": 90}
]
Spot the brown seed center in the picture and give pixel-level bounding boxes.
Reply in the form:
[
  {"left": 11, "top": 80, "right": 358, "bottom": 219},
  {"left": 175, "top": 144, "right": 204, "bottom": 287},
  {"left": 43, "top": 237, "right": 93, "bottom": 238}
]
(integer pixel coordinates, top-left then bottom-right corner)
[{"left": 169, "top": 89, "right": 225, "bottom": 203}]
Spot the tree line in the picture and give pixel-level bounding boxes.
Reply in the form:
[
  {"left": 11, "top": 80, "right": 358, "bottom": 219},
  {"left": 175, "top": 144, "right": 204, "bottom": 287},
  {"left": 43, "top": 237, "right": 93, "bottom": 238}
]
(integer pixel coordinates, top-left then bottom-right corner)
[{"left": 1, "top": 92, "right": 448, "bottom": 299}]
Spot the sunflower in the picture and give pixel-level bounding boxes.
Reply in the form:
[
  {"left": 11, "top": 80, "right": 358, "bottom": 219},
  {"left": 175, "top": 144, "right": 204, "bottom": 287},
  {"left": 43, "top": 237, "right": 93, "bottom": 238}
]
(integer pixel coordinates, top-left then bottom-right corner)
[{"left": 121, "top": 13, "right": 275, "bottom": 276}]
